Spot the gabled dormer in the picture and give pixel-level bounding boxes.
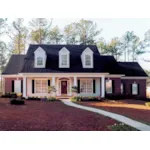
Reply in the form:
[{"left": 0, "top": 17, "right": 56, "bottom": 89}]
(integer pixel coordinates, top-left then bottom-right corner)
[
  {"left": 81, "top": 47, "right": 94, "bottom": 68},
  {"left": 34, "top": 47, "right": 47, "bottom": 68},
  {"left": 59, "top": 47, "right": 70, "bottom": 68}
]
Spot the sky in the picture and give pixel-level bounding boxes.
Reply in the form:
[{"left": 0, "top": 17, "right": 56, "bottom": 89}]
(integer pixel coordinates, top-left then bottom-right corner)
[{"left": 4, "top": 18, "right": 150, "bottom": 70}]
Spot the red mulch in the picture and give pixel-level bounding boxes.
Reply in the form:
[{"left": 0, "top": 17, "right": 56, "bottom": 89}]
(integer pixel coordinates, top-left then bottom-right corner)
[
  {"left": 77, "top": 100, "right": 150, "bottom": 125},
  {"left": 0, "top": 98, "right": 117, "bottom": 131}
]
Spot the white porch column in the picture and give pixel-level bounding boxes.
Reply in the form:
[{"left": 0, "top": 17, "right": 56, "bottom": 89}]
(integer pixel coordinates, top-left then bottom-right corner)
[
  {"left": 52, "top": 77, "right": 55, "bottom": 86},
  {"left": 73, "top": 76, "right": 77, "bottom": 86},
  {"left": 23, "top": 76, "right": 27, "bottom": 98},
  {"left": 101, "top": 76, "right": 105, "bottom": 98}
]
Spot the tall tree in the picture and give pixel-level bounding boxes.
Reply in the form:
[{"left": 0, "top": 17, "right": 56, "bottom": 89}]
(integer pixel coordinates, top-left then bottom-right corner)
[
  {"left": 64, "top": 23, "right": 78, "bottom": 44},
  {"left": 48, "top": 26, "right": 63, "bottom": 44},
  {"left": 8, "top": 18, "right": 28, "bottom": 54},
  {"left": 130, "top": 36, "right": 145, "bottom": 61},
  {"left": 121, "top": 31, "right": 137, "bottom": 61},
  {"left": 75, "top": 19, "right": 102, "bottom": 45},
  {"left": 29, "top": 18, "right": 53, "bottom": 44},
  {"left": 97, "top": 38, "right": 122, "bottom": 60},
  {"left": 0, "top": 18, "right": 7, "bottom": 35}
]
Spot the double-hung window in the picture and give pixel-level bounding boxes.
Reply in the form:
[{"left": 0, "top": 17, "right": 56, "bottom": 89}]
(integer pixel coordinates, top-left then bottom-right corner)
[
  {"left": 132, "top": 83, "right": 138, "bottom": 95},
  {"left": 35, "top": 80, "right": 48, "bottom": 93},
  {"left": 80, "top": 79, "right": 93, "bottom": 94},
  {"left": 106, "top": 79, "right": 113, "bottom": 94},
  {"left": 61, "top": 54, "right": 68, "bottom": 67},
  {"left": 37, "top": 57, "right": 43, "bottom": 66}
]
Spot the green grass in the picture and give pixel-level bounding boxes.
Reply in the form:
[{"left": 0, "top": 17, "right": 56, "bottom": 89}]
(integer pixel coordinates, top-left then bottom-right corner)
[{"left": 108, "top": 123, "right": 139, "bottom": 131}]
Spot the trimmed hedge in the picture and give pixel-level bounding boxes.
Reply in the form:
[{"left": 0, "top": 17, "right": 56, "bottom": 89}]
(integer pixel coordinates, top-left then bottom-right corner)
[
  {"left": 1, "top": 92, "right": 17, "bottom": 98},
  {"left": 10, "top": 98, "right": 25, "bottom": 105},
  {"left": 71, "top": 96, "right": 101, "bottom": 102}
]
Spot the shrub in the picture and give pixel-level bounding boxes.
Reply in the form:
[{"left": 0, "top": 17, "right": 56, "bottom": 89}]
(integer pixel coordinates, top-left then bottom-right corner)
[
  {"left": 27, "top": 96, "right": 41, "bottom": 101},
  {"left": 1, "top": 92, "right": 17, "bottom": 98},
  {"left": 10, "top": 98, "right": 25, "bottom": 105},
  {"left": 47, "top": 97, "right": 57, "bottom": 102},
  {"left": 70, "top": 96, "right": 101, "bottom": 102},
  {"left": 108, "top": 123, "right": 138, "bottom": 131},
  {"left": 145, "top": 102, "right": 150, "bottom": 107}
]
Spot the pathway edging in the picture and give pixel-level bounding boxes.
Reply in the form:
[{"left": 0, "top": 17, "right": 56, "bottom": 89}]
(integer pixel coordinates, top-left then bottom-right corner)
[{"left": 61, "top": 99, "right": 150, "bottom": 131}]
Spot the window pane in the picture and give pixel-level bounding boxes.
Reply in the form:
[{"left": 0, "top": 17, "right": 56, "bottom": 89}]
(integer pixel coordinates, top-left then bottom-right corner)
[
  {"left": 35, "top": 80, "right": 48, "bottom": 93},
  {"left": 106, "top": 80, "right": 112, "bottom": 94},
  {"left": 80, "top": 80, "right": 93, "bottom": 94},
  {"left": 37, "top": 57, "right": 43, "bottom": 66},
  {"left": 85, "top": 55, "right": 91, "bottom": 66},
  {"left": 132, "top": 83, "right": 138, "bottom": 95},
  {"left": 61, "top": 54, "right": 67, "bottom": 66},
  {"left": 121, "top": 83, "right": 124, "bottom": 94}
]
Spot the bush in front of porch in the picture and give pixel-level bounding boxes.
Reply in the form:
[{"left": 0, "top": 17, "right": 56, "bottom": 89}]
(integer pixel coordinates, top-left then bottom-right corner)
[{"left": 70, "top": 96, "right": 101, "bottom": 102}]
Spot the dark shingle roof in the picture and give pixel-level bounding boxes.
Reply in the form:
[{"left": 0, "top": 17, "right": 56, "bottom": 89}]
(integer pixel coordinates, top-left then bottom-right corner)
[
  {"left": 118, "top": 62, "right": 148, "bottom": 77},
  {"left": 21, "top": 44, "right": 120, "bottom": 73},
  {"left": 2, "top": 44, "right": 147, "bottom": 77},
  {"left": 2, "top": 55, "right": 25, "bottom": 75}
]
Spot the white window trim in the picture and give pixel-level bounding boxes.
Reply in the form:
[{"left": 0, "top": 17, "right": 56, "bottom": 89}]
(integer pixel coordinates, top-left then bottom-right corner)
[
  {"left": 59, "top": 47, "right": 70, "bottom": 68},
  {"left": 80, "top": 79, "right": 93, "bottom": 94},
  {"left": 35, "top": 79, "right": 48, "bottom": 94},
  {"left": 81, "top": 47, "right": 93, "bottom": 68},
  {"left": 34, "top": 47, "right": 47, "bottom": 68}
]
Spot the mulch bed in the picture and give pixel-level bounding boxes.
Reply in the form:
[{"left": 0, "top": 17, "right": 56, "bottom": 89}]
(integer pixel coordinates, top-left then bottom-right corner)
[
  {"left": 0, "top": 98, "right": 117, "bottom": 131},
  {"left": 76, "top": 100, "right": 150, "bottom": 125}
]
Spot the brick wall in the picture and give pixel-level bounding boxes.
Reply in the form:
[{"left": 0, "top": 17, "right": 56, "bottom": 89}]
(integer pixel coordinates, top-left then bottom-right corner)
[
  {"left": 121, "top": 79, "right": 146, "bottom": 97},
  {"left": 5, "top": 78, "right": 23, "bottom": 93}
]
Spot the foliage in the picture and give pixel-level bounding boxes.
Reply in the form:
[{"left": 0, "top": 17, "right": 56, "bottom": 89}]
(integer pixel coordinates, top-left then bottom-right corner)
[
  {"left": 8, "top": 18, "right": 28, "bottom": 54},
  {"left": 1, "top": 92, "right": 17, "bottom": 98},
  {"left": 109, "top": 123, "right": 138, "bottom": 131},
  {"left": 71, "top": 86, "right": 78, "bottom": 94},
  {"left": 10, "top": 98, "right": 25, "bottom": 105},
  {"left": 27, "top": 96, "right": 41, "bottom": 101},
  {"left": 47, "top": 97, "right": 57, "bottom": 102},
  {"left": 145, "top": 102, "right": 150, "bottom": 107},
  {"left": 63, "top": 23, "right": 78, "bottom": 44},
  {"left": 70, "top": 96, "right": 101, "bottom": 102},
  {"left": 48, "top": 86, "right": 57, "bottom": 94},
  {"left": 48, "top": 26, "right": 63, "bottom": 44},
  {"left": 29, "top": 18, "right": 53, "bottom": 44}
]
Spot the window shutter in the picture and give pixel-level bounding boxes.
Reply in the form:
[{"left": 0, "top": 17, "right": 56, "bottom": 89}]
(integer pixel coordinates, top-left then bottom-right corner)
[
  {"left": 93, "top": 79, "right": 96, "bottom": 93},
  {"left": 77, "top": 80, "right": 80, "bottom": 93},
  {"left": 112, "top": 80, "right": 115, "bottom": 93},
  {"left": 48, "top": 80, "right": 50, "bottom": 86},
  {"left": 12, "top": 80, "right": 14, "bottom": 93},
  {"left": 131, "top": 84, "right": 133, "bottom": 94},
  {"left": 138, "top": 84, "right": 140, "bottom": 95},
  {"left": 32, "top": 80, "right": 35, "bottom": 93},
  {"left": 21, "top": 80, "right": 23, "bottom": 93}
]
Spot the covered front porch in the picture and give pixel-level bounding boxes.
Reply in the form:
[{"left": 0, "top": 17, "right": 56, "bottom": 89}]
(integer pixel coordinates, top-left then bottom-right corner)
[{"left": 22, "top": 73, "right": 109, "bottom": 98}]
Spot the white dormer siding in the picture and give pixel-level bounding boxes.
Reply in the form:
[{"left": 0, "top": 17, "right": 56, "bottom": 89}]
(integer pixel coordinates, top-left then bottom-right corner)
[
  {"left": 59, "top": 47, "right": 70, "bottom": 68},
  {"left": 81, "top": 47, "right": 94, "bottom": 68},
  {"left": 34, "top": 47, "right": 47, "bottom": 68}
]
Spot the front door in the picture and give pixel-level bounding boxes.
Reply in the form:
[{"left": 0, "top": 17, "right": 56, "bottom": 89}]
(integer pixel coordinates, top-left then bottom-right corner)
[{"left": 61, "top": 81, "right": 67, "bottom": 94}]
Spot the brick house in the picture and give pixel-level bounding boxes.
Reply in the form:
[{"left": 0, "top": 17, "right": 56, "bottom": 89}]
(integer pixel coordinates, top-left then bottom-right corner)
[{"left": 2, "top": 44, "right": 148, "bottom": 98}]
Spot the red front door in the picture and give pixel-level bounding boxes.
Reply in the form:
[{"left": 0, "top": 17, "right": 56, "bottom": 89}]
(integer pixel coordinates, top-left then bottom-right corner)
[{"left": 61, "top": 81, "right": 67, "bottom": 94}]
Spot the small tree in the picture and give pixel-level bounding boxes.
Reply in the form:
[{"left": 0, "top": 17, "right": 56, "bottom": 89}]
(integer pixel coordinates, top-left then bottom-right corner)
[
  {"left": 48, "top": 86, "right": 57, "bottom": 96},
  {"left": 71, "top": 86, "right": 78, "bottom": 96}
]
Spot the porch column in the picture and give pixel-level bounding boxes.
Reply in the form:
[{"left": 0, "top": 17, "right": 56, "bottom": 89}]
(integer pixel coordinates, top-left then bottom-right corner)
[
  {"left": 101, "top": 76, "right": 105, "bottom": 98},
  {"left": 52, "top": 77, "right": 55, "bottom": 86},
  {"left": 23, "top": 76, "right": 27, "bottom": 98},
  {"left": 52, "top": 77, "right": 56, "bottom": 96},
  {"left": 73, "top": 76, "right": 77, "bottom": 86}
]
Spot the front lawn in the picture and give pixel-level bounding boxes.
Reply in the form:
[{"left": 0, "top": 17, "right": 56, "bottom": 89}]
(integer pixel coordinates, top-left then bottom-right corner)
[
  {"left": 76, "top": 99, "right": 150, "bottom": 125},
  {"left": 0, "top": 98, "right": 118, "bottom": 131}
]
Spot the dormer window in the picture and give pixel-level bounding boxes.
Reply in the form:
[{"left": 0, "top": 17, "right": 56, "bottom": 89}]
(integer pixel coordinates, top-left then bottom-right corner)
[
  {"left": 85, "top": 54, "right": 92, "bottom": 66},
  {"left": 34, "top": 47, "right": 47, "bottom": 68},
  {"left": 59, "top": 47, "right": 70, "bottom": 68},
  {"left": 81, "top": 47, "right": 93, "bottom": 68},
  {"left": 37, "top": 57, "right": 43, "bottom": 66}
]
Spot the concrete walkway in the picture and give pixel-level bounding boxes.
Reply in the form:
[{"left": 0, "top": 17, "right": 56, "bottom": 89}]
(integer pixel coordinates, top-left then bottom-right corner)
[{"left": 61, "top": 99, "right": 150, "bottom": 131}]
